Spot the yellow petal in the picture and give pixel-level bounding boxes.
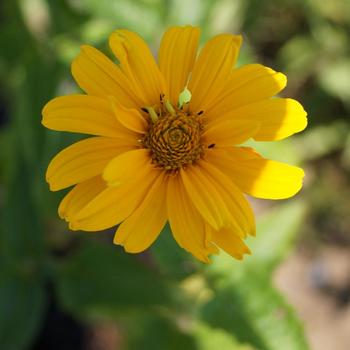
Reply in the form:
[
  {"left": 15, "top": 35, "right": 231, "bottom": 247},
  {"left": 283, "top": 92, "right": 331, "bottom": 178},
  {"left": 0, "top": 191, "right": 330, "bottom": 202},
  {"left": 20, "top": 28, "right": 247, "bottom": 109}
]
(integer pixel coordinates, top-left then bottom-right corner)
[
  {"left": 207, "top": 147, "right": 305, "bottom": 199},
  {"left": 158, "top": 25, "right": 200, "bottom": 105},
  {"left": 109, "top": 29, "right": 166, "bottom": 106},
  {"left": 210, "top": 227, "right": 251, "bottom": 260},
  {"left": 180, "top": 166, "right": 233, "bottom": 230},
  {"left": 223, "top": 98, "right": 308, "bottom": 141},
  {"left": 188, "top": 34, "right": 242, "bottom": 113},
  {"left": 58, "top": 176, "right": 106, "bottom": 221},
  {"left": 42, "top": 94, "right": 138, "bottom": 139},
  {"left": 71, "top": 45, "right": 140, "bottom": 108},
  {"left": 167, "top": 175, "right": 216, "bottom": 263},
  {"left": 47, "top": 137, "right": 134, "bottom": 191},
  {"left": 108, "top": 96, "right": 147, "bottom": 134},
  {"left": 103, "top": 149, "right": 151, "bottom": 186},
  {"left": 206, "top": 64, "right": 287, "bottom": 118},
  {"left": 114, "top": 173, "right": 167, "bottom": 253},
  {"left": 70, "top": 162, "right": 161, "bottom": 231},
  {"left": 202, "top": 119, "right": 259, "bottom": 146},
  {"left": 198, "top": 160, "right": 255, "bottom": 237}
]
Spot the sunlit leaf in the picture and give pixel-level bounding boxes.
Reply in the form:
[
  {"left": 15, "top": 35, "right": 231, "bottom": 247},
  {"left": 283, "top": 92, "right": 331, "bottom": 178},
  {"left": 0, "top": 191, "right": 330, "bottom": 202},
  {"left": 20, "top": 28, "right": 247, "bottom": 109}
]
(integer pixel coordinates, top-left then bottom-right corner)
[
  {"left": 318, "top": 59, "right": 350, "bottom": 103},
  {"left": 194, "top": 322, "right": 253, "bottom": 350},
  {"left": 209, "top": 201, "right": 307, "bottom": 277},
  {"left": 245, "top": 200, "right": 307, "bottom": 272},
  {"left": 201, "top": 201, "right": 310, "bottom": 350},
  {"left": 295, "top": 121, "right": 349, "bottom": 161},
  {"left": 201, "top": 272, "right": 309, "bottom": 350}
]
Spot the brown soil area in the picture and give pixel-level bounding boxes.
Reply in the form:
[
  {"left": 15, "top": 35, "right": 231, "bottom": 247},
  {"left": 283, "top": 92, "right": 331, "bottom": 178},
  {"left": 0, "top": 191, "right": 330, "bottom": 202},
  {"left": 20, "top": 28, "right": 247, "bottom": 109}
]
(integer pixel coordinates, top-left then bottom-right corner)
[{"left": 275, "top": 247, "right": 350, "bottom": 350}]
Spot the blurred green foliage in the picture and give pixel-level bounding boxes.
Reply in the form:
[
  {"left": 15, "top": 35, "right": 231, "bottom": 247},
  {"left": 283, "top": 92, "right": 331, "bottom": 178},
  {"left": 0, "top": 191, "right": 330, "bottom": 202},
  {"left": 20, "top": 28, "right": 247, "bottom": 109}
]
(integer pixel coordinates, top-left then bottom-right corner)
[{"left": 1, "top": 0, "right": 349, "bottom": 349}]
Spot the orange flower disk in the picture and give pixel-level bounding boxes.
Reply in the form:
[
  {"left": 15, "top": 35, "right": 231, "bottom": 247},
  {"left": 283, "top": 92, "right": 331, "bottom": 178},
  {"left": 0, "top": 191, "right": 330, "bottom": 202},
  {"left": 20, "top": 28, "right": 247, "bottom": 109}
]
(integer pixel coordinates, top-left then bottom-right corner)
[{"left": 42, "top": 26, "right": 307, "bottom": 263}]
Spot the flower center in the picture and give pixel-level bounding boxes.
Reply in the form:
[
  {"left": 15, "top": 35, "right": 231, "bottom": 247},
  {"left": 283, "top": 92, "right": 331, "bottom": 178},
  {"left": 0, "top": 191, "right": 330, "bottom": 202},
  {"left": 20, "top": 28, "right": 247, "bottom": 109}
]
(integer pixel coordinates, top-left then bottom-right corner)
[{"left": 142, "top": 106, "right": 204, "bottom": 170}]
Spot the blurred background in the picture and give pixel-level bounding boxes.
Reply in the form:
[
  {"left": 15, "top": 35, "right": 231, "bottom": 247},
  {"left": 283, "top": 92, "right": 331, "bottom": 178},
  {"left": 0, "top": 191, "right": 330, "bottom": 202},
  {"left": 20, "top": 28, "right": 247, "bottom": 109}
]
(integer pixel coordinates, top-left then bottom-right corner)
[{"left": 0, "top": 0, "right": 350, "bottom": 349}]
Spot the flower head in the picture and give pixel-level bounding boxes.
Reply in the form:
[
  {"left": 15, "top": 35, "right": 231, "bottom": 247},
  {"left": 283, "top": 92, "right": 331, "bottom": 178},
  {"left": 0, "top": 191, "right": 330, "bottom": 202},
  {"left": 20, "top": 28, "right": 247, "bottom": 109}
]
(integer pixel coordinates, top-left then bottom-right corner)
[{"left": 42, "top": 26, "right": 307, "bottom": 263}]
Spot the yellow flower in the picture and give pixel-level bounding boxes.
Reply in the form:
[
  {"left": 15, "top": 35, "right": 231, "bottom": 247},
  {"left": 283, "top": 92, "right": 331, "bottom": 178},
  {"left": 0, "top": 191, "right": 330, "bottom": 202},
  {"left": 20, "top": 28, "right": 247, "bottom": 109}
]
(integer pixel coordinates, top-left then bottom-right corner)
[{"left": 42, "top": 26, "right": 307, "bottom": 263}]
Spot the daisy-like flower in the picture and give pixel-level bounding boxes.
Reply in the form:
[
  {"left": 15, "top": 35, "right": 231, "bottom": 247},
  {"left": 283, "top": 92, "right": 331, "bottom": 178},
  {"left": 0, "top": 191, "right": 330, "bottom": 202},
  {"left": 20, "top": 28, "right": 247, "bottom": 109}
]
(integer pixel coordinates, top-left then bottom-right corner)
[{"left": 42, "top": 26, "right": 307, "bottom": 263}]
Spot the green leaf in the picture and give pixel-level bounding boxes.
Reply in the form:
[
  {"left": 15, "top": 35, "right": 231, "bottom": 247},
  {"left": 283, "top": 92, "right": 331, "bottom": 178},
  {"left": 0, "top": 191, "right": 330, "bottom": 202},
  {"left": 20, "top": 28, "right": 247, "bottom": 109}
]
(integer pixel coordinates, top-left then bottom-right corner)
[
  {"left": 245, "top": 139, "right": 302, "bottom": 165},
  {"left": 201, "top": 201, "right": 310, "bottom": 350},
  {"left": 126, "top": 314, "right": 198, "bottom": 350},
  {"left": 245, "top": 200, "right": 307, "bottom": 273},
  {"left": 0, "top": 265, "right": 47, "bottom": 350},
  {"left": 55, "top": 241, "right": 171, "bottom": 319},
  {"left": 209, "top": 201, "right": 307, "bottom": 277},
  {"left": 14, "top": 52, "right": 63, "bottom": 165},
  {"left": 318, "top": 59, "right": 350, "bottom": 103},
  {"left": 277, "top": 35, "right": 319, "bottom": 79},
  {"left": 194, "top": 322, "right": 254, "bottom": 350},
  {"left": 83, "top": 0, "right": 163, "bottom": 40},
  {"left": 295, "top": 121, "right": 349, "bottom": 161},
  {"left": 1, "top": 154, "right": 46, "bottom": 261},
  {"left": 201, "top": 272, "right": 309, "bottom": 350},
  {"left": 0, "top": 153, "right": 47, "bottom": 350},
  {"left": 151, "top": 224, "right": 199, "bottom": 280}
]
